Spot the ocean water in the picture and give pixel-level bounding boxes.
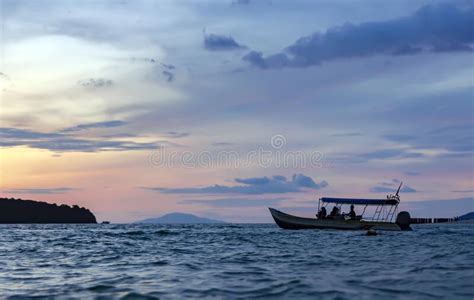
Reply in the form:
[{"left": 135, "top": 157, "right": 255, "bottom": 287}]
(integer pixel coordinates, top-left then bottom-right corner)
[{"left": 0, "top": 224, "right": 472, "bottom": 299}]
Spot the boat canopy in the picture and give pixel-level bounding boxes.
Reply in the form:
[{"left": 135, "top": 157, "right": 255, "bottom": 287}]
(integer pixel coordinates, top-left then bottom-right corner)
[{"left": 320, "top": 197, "right": 399, "bottom": 206}]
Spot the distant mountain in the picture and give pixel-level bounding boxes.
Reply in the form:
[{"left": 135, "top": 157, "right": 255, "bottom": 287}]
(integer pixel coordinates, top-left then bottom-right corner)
[
  {"left": 0, "top": 198, "right": 96, "bottom": 223},
  {"left": 458, "top": 211, "right": 474, "bottom": 221},
  {"left": 137, "top": 212, "right": 225, "bottom": 224}
]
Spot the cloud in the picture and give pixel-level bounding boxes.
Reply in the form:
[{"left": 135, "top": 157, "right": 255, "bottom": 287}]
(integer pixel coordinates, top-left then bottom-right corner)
[
  {"left": 242, "top": 51, "right": 267, "bottom": 68},
  {"left": 330, "top": 132, "right": 363, "bottom": 138},
  {"left": 179, "top": 197, "right": 287, "bottom": 207},
  {"left": 242, "top": 51, "right": 289, "bottom": 69},
  {"left": 369, "top": 178, "right": 416, "bottom": 193},
  {"left": 0, "top": 127, "right": 62, "bottom": 140},
  {"left": 28, "top": 138, "right": 159, "bottom": 152},
  {"left": 379, "top": 88, "right": 473, "bottom": 158},
  {"left": 60, "top": 120, "right": 126, "bottom": 133},
  {"left": 391, "top": 45, "right": 423, "bottom": 56},
  {"left": 370, "top": 186, "right": 417, "bottom": 193},
  {"left": 161, "top": 63, "right": 175, "bottom": 70},
  {"left": 130, "top": 57, "right": 157, "bottom": 64},
  {"left": 359, "top": 149, "right": 423, "bottom": 160},
  {"left": 433, "top": 43, "right": 473, "bottom": 52},
  {"left": 159, "top": 63, "right": 176, "bottom": 82},
  {"left": 292, "top": 173, "right": 326, "bottom": 188},
  {"left": 145, "top": 173, "right": 328, "bottom": 195},
  {"left": 451, "top": 190, "right": 474, "bottom": 193},
  {"left": 383, "top": 124, "right": 474, "bottom": 154},
  {"left": 234, "top": 177, "right": 271, "bottom": 185},
  {"left": 370, "top": 185, "right": 417, "bottom": 193},
  {"left": 0, "top": 127, "right": 161, "bottom": 152},
  {"left": 244, "top": 3, "right": 474, "bottom": 69},
  {"left": 204, "top": 33, "right": 246, "bottom": 51},
  {"left": 163, "top": 131, "right": 190, "bottom": 138},
  {"left": 162, "top": 70, "right": 174, "bottom": 82},
  {"left": 380, "top": 179, "right": 398, "bottom": 186},
  {"left": 335, "top": 148, "right": 424, "bottom": 163},
  {"left": 404, "top": 171, "right": 421, "bottom": 176},
  {"left": 2, "top": 187, "right": 78, "bottom": 194},
  {"left": 78, "top": 78, "right": 114, "bottom": 88}
]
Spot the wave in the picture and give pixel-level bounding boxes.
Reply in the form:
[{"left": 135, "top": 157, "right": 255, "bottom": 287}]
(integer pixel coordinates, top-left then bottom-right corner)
[{"left": 0, "top": 223, "right": 472, "bottom": 299}]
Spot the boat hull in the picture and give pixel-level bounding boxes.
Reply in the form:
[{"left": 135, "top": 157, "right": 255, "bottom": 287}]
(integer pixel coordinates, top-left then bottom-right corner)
[{"left": 269, "top": 208, "right": 403, "bottom": 231}]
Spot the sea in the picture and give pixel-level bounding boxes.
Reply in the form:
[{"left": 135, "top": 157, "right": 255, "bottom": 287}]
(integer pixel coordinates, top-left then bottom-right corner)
[{"left": 0, "top": 223, "right": 473, "bottom": 299}]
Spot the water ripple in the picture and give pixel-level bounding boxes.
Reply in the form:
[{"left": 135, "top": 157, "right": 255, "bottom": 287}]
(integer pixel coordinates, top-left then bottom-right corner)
[{"left": 0, "top": 223, "right": 472, "bottom": 299}]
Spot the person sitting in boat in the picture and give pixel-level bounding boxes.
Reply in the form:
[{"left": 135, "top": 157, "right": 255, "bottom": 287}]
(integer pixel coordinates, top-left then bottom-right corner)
[
  {"left": 317, "top": 207, "right": 327, "bottom": 219},
  {"left": 328, "top": 206, "right": 339, "bottom": 219},
  {"left": 348, "top": 204, "right": 356, "bottom": 219}
]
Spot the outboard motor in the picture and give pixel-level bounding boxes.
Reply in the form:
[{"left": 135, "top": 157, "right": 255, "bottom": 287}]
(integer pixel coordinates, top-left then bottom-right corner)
[{"left": 396, "top": 211, "right": 412, "bottom": 231}]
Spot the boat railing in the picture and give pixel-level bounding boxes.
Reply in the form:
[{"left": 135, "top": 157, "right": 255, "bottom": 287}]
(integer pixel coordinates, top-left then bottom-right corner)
[{"left": 317, "top": 194, "right": 401, "bottom": 223}]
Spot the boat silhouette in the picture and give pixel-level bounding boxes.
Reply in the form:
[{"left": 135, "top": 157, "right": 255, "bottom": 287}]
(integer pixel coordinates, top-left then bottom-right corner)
[{"left": 269, "top": 182, "right": 412, "bottom": 231}]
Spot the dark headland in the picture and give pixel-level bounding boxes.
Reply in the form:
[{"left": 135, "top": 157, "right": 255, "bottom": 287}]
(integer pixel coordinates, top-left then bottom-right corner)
[
  {"left": 458, "top": 211, "right": 474, "bottom": 221},
  {"left": 0, "top": 198, "right": 97, "bottom": 223}
]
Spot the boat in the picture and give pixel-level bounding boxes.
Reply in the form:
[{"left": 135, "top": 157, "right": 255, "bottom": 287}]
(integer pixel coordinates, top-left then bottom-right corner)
[{"left": 269, "top": 182, "right": 412, "bottom": 231}]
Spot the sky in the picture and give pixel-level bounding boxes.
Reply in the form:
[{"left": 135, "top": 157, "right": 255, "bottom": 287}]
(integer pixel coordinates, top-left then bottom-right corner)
[{"left": 0, "top": 0, "right": 473, "bottom": 223}]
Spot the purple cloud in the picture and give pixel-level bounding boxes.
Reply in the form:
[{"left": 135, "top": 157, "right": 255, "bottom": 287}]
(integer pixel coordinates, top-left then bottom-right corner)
[
  {"left": 244, "top": 3, "right": 474, "bottom": 69},
  {"left": 144, "top": 174, "right": 328, "bottom": 195},
  {"left": 204, "top": 33, "right": 246, "bottom": 51}
]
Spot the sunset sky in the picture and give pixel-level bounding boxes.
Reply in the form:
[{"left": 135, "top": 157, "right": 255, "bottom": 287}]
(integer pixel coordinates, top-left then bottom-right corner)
[{"left": 1, "top": 0, "right": 473, "bottom": 222}]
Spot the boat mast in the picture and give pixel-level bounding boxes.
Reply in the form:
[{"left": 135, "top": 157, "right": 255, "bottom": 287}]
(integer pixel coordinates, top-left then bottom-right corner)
[{"left": 395, "top": 181, "right": 402, "bottom": 198}]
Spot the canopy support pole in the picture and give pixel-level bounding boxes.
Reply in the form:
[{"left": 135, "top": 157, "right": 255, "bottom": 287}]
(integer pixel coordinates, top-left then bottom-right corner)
[{"left": 361, "top": 204, "right": 368, "bottom": 216}]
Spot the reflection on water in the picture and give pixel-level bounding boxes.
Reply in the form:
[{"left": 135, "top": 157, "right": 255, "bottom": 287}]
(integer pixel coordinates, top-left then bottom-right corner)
[{"left": 0, "top": 224, "right": 473, "bottom": 299}]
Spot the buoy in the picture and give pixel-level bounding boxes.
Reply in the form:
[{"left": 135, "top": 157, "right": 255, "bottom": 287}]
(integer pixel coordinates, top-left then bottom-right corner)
[{"left": 366, "top": 229, "right": 377, "bottom": 236}]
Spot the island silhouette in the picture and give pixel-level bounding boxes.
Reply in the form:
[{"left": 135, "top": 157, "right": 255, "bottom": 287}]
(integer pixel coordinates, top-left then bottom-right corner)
[
  {"left": 137, "top": 212, "right": 225, "bottom": 224},
  {"left": 0, "top": 198, "right": 96, "bottom": 223},
  {"left": 459, "top": 212, "right": 474, "bottom": 222}
]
